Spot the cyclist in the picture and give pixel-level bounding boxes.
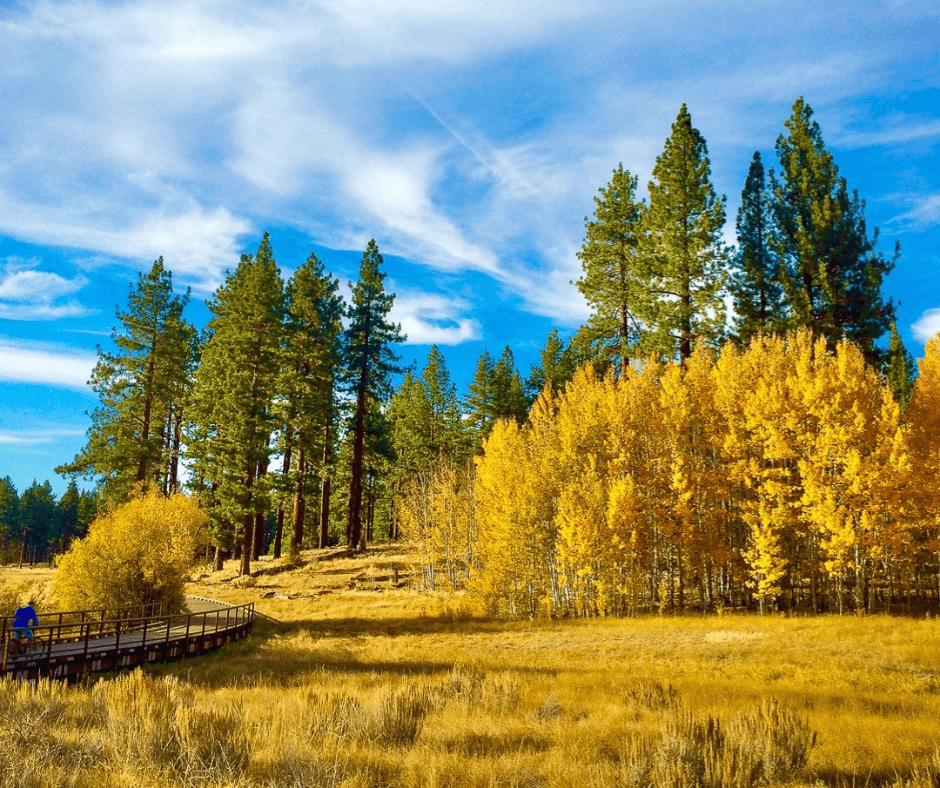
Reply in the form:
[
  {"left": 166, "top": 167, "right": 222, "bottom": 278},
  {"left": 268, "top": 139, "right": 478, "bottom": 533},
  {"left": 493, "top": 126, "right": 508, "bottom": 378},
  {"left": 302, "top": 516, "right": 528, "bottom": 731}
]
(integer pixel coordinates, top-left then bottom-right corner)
[{"left": 12, "top": 600, "right": 38, "bottom": 643}]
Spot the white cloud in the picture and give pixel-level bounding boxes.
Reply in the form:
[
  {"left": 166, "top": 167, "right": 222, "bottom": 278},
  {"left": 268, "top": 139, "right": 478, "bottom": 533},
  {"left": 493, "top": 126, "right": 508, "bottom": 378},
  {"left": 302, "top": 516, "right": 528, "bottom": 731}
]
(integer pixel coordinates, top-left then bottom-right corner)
[
  {"left": 0, "top": 260, "right": 91, "bottom": 320},
  {"left": 0, "top": 338, "right": 96, "bottom": 390},
  {"left": 889, "top": 195, "right": 940, "bottom": 232},
  {"left": 912, "top": 308, "right": 940, "bottom": 344},
  {"left": 0, "top": 0, "right": 932, "bottom": 325},
  {"left": 837, "top": 119, "right": 940, "bottom": 148},
  {"left": 390, "top": 291, "right": 482, "bottom": 345},
  {"left": 0, "top": 428, "right": 86, "bottom": 446}
]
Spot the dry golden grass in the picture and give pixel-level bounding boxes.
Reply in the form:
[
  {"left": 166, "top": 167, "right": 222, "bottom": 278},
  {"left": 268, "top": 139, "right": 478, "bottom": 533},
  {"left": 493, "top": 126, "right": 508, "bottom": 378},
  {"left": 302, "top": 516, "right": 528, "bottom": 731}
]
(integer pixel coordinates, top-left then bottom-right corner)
[{"left": 1, "top": 545, "right": 939, "bottom": 787}]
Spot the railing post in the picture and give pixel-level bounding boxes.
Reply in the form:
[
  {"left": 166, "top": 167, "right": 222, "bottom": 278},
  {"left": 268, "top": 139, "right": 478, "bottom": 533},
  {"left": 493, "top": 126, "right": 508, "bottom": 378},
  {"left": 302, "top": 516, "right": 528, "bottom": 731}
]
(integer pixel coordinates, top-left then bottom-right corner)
[
  {"left": 165, "top": 614, "right": 172, "bottom": 661},
  {"left": 83, "top": 620, "right": 91, "bottom": 669},
  {"left": 0, "top": 618, "right": 7, "bottom": 676},
  {"left": 114, "top": 620, "right": 121, "bottom": 672},
  {"left": 184, "top": 614, "right": 192, "bottom": 654},
  {"left": 43, "top": 625, "right": 52, "bottom": 676},
  {"left": 141, "top": 616, "right": 149, "bottom": 665}
]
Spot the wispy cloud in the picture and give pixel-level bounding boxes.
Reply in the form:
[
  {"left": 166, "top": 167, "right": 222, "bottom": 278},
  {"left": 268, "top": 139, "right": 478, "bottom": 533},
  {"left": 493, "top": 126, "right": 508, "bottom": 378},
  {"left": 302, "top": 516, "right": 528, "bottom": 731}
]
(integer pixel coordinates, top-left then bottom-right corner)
[
  {"left": 0, "top": 259, "right": 91, "bottom": 320},
  {"left": 0, "top": 427, "right": 86, "bottom": 446},
  {"left": 889, "top": 194, "right": 940, "bottom": 232},
  {"left": 0, "top": 338, "right": 96, "bottom": 390},
  {"left": 0, "top": 0, "right": 933, "bottom": 326},
  {"left": 390, "top": 290, "right": 482, "bottom": 345},
  {"left": 837, "top": 119, "right": 940, "bottom": 149}
]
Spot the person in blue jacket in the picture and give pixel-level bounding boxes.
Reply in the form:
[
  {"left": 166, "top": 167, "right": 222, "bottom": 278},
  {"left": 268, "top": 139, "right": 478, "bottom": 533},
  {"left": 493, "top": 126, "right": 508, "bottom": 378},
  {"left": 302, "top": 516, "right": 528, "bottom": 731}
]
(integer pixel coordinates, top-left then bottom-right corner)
[{"left": 12, "top": 600, "right": 38, "bottom": 642}]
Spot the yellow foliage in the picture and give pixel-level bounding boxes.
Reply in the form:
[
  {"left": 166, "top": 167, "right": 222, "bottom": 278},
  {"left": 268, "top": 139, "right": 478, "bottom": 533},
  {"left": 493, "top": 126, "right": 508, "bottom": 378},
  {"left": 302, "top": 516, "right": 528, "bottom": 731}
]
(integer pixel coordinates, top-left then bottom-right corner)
[{"left": 52, "top": 491, "right": 210, "bottom": 612}]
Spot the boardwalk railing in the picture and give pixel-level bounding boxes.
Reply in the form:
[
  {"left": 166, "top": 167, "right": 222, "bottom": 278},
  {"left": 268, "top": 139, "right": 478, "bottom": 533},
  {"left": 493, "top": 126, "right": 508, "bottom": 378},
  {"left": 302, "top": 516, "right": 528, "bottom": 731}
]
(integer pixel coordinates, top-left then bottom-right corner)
[{"left": 1, "top": 601, "right": 254, "bottom": 681}]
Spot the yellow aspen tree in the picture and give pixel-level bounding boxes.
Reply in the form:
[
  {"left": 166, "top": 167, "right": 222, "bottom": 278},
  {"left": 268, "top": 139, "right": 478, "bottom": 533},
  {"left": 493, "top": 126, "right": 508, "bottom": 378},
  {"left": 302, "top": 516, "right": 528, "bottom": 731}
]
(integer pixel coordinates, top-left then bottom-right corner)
[
  {"left": 607, "top": 358, "right": 670, "bottom": 611},
  {"left": 551, "top": 367, "right": 617, "bottom": 614},
  {"left": 797, "top": 338, "right": 909, "bottom": 612},
  {"left": 475, "top": 414, "right": 557, "bottom": 618},
  {"left": 906, "top": 332, "right": 940, "bottom": 607}
]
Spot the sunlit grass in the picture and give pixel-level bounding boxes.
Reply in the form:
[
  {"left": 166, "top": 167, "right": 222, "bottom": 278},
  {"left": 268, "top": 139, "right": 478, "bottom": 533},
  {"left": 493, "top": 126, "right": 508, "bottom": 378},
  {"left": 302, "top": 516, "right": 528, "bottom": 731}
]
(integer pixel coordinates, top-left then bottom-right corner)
[{"left": 0, "top": 545, "right": 938, "bottom": 786}]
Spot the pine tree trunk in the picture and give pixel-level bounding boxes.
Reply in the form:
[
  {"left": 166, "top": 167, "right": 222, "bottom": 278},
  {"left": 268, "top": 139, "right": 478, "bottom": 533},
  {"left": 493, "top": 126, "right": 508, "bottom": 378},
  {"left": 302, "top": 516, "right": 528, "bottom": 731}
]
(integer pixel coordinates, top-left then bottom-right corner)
[
  {"left": 253, "top": 457, "right": 268, "bottom": 560},
  {"left": 168, "top": 405, "right": 182, "bottom": 494},
  {"left": 241, "top": 463, "right": 255, "bottom": 576},
  {"left": 136, "top": 351, "right": 157, "bottom": 484},
  {"left": 319, "top": 394, "right": 333, "bottom": 549},
  {"left": 348, "top": 385, "right": 367, "bottom": 548},
  {"left": 292, "top": 448, "right": 306, "bottom": 556},
  {"left": 273, "top": 428, "right": 293, "bottom": 560},
  {"left": 214, "top": 545, "right": 224, "bottom": 571}
]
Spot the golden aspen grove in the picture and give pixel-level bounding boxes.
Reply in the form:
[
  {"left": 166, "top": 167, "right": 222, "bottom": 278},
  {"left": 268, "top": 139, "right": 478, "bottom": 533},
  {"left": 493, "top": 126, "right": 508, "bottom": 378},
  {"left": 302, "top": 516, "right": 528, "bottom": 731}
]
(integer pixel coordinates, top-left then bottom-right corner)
[{"left": 404, "top": 329, "right": 940, "bottom": 619}]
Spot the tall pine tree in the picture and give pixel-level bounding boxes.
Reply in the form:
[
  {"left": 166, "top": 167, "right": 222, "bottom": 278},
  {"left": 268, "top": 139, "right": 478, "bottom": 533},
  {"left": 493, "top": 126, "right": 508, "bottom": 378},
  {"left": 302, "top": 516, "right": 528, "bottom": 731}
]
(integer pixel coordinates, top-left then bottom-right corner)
[
  {"left": 636, "top": 104, "right": 729, "bottom": 362},
  {"left": 770, "top": 97, "right": 898, "bottom": 364},
  {"left": 343, "top": 240, "right": 405, "bottom": 549},
  {"left": 575, "top": 164, "right": 646, "bottom": 373},
  {"left": 279, "top": 252, "right": 345, "bottom": 554},
  {"left": 187, "top": 233, "right": 285, "bottom": 575},
  {"left": 58, "top": 258, "right": 196, "bottom": 503},
  {"left": 730, "top": 152, "right": 784, "bottom": 344}
]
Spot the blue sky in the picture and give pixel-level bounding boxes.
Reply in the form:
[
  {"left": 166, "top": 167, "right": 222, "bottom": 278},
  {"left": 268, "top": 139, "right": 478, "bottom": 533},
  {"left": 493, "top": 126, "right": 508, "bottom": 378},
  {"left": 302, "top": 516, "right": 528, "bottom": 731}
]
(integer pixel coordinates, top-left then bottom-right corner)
[{"left": 0, "top": 0, "right": 937, "bottom": 494}]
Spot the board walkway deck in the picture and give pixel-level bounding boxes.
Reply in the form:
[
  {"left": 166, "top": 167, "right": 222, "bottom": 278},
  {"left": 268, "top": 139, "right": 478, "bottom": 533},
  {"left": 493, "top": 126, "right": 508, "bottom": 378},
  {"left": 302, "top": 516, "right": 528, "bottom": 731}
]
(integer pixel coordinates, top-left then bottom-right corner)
[{"left": 0, "top": 597, "right": 254, "bottom": 681}]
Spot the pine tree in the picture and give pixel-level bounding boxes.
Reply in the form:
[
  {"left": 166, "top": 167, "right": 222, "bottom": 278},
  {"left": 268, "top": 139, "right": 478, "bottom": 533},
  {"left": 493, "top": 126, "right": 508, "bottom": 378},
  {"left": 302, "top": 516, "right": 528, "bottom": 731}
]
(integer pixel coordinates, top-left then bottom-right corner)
[
  {"left": 187, "top": 233, "right": 285, "bottom": 575},
  {"left": 0, "top": 477, "right": 18, "bottom": 544},
  {"left": 279, "top": 252, "right": 344, "bottom": 554},
  {"left": 18, "top": 480, "right": 60, "bottom": 564},
  {"left": 491, "top": 347, "right": 528, "bottom": 423},
  {"left": 57, "top": 258, "right": 196, "bottom": 503},
  {"left": 636, "top": 104, "right": 729, "bottom": 362},
  {"left": 465, "top": 351, "right": 496, "bottom": 448},
  {"left": 526, "top": 329, "right": 577, "bottom": 399},
  {"left": 343, "top": 240, "right": 405, "bottom": 549},
  {"left": 576, "top": 164, "right": 646, "bottom": 373},
  {"left": 730, "top": 152, "right": 784, "bottom": 344},
  {"left": 885, "top": 322, "right": 915, "bottom": 409},
  {"left": 770, "top": 98, "right": 898, "bottom": 364}
]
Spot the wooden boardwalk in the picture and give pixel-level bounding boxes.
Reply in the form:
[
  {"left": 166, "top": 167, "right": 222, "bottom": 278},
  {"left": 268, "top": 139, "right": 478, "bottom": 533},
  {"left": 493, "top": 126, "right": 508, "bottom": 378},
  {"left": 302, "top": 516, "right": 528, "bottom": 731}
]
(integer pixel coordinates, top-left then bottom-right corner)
[{"left": 0, "top": 597, "right": 254, "bottom": 681}]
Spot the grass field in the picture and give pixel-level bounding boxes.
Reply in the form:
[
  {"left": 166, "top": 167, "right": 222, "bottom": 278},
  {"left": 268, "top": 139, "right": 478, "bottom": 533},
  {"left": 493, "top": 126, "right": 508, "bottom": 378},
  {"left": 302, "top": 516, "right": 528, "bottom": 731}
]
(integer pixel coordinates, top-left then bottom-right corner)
[{"left": 1, "top": 545, "right": 939, "bottom": 787}]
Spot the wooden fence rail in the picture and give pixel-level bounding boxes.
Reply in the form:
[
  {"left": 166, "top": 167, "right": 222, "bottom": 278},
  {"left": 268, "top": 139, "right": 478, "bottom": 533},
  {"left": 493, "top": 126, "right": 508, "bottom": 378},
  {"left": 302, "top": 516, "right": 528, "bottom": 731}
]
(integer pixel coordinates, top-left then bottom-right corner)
[{"left": 0, "top": 600, "right": 254, "bottom": 681}]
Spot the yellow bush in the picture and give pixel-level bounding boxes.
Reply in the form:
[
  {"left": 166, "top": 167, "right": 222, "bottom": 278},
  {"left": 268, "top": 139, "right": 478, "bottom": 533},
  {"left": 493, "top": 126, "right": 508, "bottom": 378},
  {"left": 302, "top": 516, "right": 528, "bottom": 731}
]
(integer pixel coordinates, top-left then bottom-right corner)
[{"left": 51, "top": 492, "right": 209, "bottom": 612}]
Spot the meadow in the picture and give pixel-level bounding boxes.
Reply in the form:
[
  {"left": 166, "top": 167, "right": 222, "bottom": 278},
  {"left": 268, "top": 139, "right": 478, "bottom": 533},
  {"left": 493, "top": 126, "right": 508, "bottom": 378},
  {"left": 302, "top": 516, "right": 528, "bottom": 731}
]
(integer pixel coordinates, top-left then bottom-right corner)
[{"left": 0, "top": 545, "right": 938, "bottom": 788}]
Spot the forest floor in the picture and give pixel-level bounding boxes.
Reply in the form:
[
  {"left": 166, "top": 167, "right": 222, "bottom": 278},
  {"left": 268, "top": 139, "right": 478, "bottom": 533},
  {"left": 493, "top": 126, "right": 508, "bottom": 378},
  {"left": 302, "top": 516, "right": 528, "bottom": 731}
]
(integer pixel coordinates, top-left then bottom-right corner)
[{"left": 1, "top": 545, "right": 939, "bottom": 787}]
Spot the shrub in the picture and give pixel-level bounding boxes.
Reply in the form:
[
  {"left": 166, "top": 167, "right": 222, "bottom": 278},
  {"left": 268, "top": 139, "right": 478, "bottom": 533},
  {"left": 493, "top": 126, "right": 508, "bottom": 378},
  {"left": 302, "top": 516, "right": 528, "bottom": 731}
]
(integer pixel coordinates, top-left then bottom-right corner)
[{"left": 51, "top": 491, "right": 209, "bottom": 612}]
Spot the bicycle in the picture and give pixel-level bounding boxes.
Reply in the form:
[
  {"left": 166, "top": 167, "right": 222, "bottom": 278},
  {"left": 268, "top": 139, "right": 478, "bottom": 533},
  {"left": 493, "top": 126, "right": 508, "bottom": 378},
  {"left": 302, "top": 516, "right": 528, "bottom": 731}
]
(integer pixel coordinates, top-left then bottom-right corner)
[{"left": 7, "top": 631, "right": 45, "bottom": 659}]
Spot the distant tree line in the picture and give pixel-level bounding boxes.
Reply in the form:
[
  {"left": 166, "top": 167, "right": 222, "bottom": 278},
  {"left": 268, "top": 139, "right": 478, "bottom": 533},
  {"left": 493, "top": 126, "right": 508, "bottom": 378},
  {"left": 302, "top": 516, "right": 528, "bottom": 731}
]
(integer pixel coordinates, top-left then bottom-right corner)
[{"left": 0, "top": 477, "right": 97, "bottom": 565}]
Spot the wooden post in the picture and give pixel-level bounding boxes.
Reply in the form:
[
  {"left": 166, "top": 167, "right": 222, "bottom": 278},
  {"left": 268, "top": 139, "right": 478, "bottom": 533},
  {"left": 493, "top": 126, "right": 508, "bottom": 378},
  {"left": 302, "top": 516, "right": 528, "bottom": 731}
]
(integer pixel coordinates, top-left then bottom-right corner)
[{"left": 114, "top": 620, "right": 121, "bottom": 672}]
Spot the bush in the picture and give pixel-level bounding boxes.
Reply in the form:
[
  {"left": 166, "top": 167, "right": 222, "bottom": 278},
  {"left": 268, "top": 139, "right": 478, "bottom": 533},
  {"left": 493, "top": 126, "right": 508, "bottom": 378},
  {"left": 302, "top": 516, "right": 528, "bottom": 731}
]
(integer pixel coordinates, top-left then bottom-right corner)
[{"left": 51, "top": 491, "right": 209, "bottom": 612}]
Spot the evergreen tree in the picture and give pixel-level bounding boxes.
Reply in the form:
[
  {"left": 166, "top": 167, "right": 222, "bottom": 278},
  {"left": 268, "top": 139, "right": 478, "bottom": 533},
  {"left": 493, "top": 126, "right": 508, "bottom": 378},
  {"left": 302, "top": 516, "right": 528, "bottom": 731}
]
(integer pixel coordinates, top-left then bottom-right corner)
[
  {"left": 343, "top": 240, "right": 405, "bottom": 549},
  {"left": 636, "top": 104, "right": 729, "bottom": 362},
  {"left": 0, "top": 477, "right": 18, "bottom": 544},
  {"left": 279, "top": 252, "right": 345, "bottom": 554},
  {"left": 886, "top": 322, "right": 915, "bottom": 408},
  {"left": 730, "top": 152, "right": 784, "bottom": 344},
  {"left": 59, "top": 479, "right": 81, "bottom": 551},
  {"left": 491, "top": 346, "right": 528, "bottom": 423},
  {"left": 465, "top": 351, "right": 496, "bottom": 448},
  {"left": 575, "top": 164, "right": 646, "bottom": 372},
  {"left": 187, "top": 233, "right": 285, "bottom": 575},
  {"left": 18, "top": 480, "right": 60, "bottom": 563},
  {"left": 58, "top": 258, "right": 196, "bottom": 503},
  {"left": 389, "top": 346, "right": 467, "bottom": 494},
  {"left": 770, "top": 97, "right": 898, "bottom": 364},
  {"left": 526, "top": 329, "right": 577, "bottom": 398}
]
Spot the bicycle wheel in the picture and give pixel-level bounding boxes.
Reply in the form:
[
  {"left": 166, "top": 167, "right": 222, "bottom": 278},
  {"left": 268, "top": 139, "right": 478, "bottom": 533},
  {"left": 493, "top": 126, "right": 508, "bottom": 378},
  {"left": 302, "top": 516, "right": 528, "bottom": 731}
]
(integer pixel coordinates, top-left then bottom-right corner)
[{"left": 31, "top": 637, "right": 45, "bottom": 655}]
